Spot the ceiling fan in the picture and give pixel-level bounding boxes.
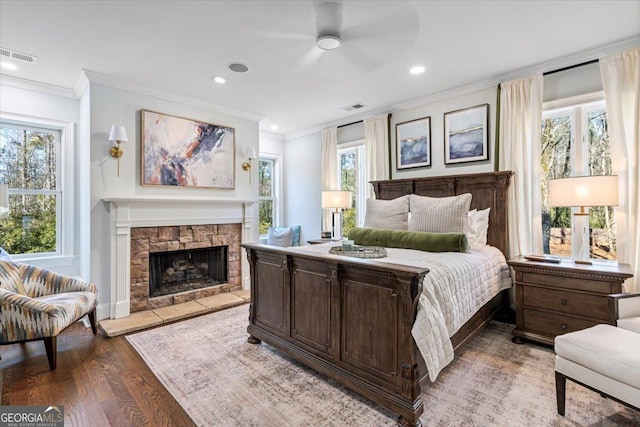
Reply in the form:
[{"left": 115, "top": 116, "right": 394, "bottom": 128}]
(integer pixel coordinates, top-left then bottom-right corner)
[{"left": 264, "top": 1, "right": 420, "bottom": 73}]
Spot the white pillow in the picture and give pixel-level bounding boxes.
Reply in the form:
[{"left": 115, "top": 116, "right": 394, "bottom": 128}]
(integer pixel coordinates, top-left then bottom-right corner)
[
  {"left": 408, "top": 193, "right": 472, "bottom": 233},
  {"left": 267, "top": 227, "right": 293, "bottom": 247},
  {"left": 467, "top": 207, "right": 490, "bottom": 246},
  {"left": 363, "top": 196, "right": 409, "bottom": 230}
]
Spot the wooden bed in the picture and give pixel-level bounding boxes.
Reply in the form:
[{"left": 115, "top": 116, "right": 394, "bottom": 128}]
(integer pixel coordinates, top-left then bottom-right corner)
[{"left": 242, "top": 171, "right": 513, "bottom": 426}]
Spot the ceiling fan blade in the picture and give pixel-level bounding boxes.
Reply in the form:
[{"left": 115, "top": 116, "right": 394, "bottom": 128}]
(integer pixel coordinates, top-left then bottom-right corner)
[{"left": 293, "top": 46, "right": 325, "bottom": 72}]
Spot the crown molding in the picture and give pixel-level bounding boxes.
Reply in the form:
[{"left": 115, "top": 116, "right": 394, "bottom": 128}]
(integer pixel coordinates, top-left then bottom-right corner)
[
  {"left": 284, "top": 105, "right": 391, "bottom": 141},
  {"left": 392, "top": 36, "right": 640, "bottom": 112},
  {"left": 0, "top": 74, "right": 78, "bottom": 99},
  {"left": 81, "top": 69, "right": 264, "bottom": 122},
  {"left": 259, "top": 130, "right": 285, "bottom": 141}
]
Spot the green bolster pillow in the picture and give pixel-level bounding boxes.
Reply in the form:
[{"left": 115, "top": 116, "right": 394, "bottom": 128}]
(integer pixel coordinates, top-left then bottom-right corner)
[{"left": 347, "top": 227, "right": 469, "bottom": 253}]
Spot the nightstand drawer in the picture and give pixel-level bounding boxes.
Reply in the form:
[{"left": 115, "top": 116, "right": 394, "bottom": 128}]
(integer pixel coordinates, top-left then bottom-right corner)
[
  {"left": 523, "top": 308, "right": 599, "bottom": 337},
  {"left": 521, "top": 271, "right": 612, "bottom": 294},
  {"left": 522, "top": 286, "right": 610, "bottom": 321}
]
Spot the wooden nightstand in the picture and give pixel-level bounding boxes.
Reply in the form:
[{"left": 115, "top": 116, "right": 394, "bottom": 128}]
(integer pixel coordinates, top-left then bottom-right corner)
[{"left": 508, "top": 256, "right": 633, "bottom": 346}]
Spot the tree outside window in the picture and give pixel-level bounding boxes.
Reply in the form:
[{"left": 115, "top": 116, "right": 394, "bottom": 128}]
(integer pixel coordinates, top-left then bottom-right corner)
[
  {"left": 258, "top": 158, "right": 275, "bottom": 236},
  {"left": 0, "top": 122, "right": 60, "bottom": 255},
  {"left": 338, "top": 143, "right": 366, "bottom": 237}
]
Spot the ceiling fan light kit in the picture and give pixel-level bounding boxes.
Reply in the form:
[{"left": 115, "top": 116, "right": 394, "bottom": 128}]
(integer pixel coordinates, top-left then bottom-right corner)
[{"left": 316, "top": 34, "right": 341, "bottom": 50}]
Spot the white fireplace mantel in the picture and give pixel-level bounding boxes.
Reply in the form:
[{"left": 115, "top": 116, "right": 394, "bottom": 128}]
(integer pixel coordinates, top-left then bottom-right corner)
[{"left": 103, "top": 196, "right": 257, "bottom": 319}]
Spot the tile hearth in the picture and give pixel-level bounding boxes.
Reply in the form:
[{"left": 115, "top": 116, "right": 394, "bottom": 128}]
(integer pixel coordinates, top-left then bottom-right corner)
[{"left": 99, "top": 289, "right": 250, "bottom": 337}]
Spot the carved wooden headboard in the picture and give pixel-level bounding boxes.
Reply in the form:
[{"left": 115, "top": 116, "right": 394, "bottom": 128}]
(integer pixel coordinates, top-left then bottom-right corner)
[{"left": 370, "top": 171, "right": 513, "bottom": 256}]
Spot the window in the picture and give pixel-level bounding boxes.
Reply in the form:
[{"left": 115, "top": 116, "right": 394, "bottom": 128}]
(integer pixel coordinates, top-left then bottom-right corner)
[
  {"left": 258, "top": 157, "right": 276, "bottom": 236},
  {"left": 338, "top": 142, "right": 367, "bottom": 236},
  {"left": 540, "top": 94, "right": 616, "bottom": 260},
  {"left": 0, "top": 121, "right": 62, "bottom": 256}
]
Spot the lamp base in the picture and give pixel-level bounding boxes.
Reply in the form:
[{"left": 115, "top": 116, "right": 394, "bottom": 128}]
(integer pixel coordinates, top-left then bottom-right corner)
[{"left": 574, "top": 259, "right": 593, "bottom": 265}]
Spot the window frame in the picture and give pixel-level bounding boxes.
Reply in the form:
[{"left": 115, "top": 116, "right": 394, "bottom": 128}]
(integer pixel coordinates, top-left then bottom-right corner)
[
  {"left": 257, "top": 153, "right": 282, "bottom": 238},
  {"left": 337, "top": 139, "right": 367, "bottom": 229},
  {"left": 541, "top": 91, "right": 616, "bottom": 262},
  {"left": 0, "top": 112, "right": 75, "bottom": 267}
]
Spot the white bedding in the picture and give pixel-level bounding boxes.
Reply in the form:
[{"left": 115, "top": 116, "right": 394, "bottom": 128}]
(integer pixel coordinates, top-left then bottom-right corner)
[{"left": 285, "top": 243, "right": 512, "bottom": 382}]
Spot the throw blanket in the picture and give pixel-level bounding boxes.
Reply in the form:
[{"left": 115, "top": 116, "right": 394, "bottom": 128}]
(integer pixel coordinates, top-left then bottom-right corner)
[{"left": 288, "top": 243, "right": 511, "bottom": 382}]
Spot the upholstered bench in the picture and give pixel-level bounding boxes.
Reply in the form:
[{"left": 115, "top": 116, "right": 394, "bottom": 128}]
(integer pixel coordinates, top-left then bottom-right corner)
[{"left": 555, "top": 324, "right": 640, "bottom": 415}]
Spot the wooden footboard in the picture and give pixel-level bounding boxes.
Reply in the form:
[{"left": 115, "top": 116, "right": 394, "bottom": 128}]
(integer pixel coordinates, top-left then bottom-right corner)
[{"left": 243, "top": 244, "right": 429, "bottom": 426}]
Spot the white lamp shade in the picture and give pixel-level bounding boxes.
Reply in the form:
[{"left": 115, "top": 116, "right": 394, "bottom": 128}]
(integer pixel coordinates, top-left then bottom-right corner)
[
  {"left": 244, "top": 147, "right": 257, "bottom": 159},
  {"left": 108, "top": 125, "right": 128, "bottom": 143},
  {"left": 548, "top": 175, "right": 619, "bottom": 207},
  {"left": 322, "top": 190, "right": 352, "bottom": 209}
]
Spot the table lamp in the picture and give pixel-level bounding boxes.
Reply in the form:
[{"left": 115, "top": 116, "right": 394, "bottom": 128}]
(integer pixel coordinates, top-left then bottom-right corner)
[
  {"left": 548, "top": 175, "right": 618, "bottom": 264},
  {"left": 321, "top": 190, "right": 352, "bottom": 240}
]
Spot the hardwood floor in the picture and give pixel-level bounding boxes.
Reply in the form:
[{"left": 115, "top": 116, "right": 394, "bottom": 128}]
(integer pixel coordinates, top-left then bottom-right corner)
[{"left": 0, "top": 321, "right": 195, "bottom": 427}]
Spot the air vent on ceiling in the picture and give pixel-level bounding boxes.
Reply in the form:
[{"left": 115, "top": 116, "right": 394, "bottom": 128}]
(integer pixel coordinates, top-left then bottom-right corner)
[
  {"left": 0, "top": 48, "right": 37, "bottom": 64},
  {"left": 341, "top": 103, "right": 366, "bottom": 112}
]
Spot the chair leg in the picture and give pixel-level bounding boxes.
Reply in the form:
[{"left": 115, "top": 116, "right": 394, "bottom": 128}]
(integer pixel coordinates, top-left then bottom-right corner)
[
  {"left": 88, "top": 308, "right": 97, "bottom": 334},
  {"left": 43, "top": 336, "right": 57, "bottom": 370},
  {"left": 555, "top": 371, "right": 566, "bottom": 416}
]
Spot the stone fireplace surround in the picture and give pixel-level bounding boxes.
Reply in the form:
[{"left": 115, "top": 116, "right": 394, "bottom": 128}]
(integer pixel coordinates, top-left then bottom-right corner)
[
  {"left": 103, "top": 196, "right": 254, "bottom": 319},
  {"left": 130, "top": 224, "right": 241, "bottom": 313}
]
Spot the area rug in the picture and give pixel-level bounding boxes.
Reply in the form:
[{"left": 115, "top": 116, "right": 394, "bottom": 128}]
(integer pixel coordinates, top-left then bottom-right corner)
[{"left": 127, "top": 305, "right": 640, "bottom": 426}]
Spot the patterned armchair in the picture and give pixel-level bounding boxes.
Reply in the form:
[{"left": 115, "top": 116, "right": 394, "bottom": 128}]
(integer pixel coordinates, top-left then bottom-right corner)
[{"left": 0, "top": 261, "right": 98, "bottom": 370}]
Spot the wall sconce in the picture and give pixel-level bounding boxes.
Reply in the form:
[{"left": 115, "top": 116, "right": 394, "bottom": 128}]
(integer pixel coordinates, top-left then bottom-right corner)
[
  {"left": 108, "top": 125, "right": 128, "bottom": 177},
  {"left": 242, "top": 147, "right": 257, "bottom": 184}
]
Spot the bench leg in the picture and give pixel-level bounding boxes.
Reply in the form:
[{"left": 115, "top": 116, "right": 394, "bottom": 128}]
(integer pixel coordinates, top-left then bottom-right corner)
[{"left": 555, "top": 371, "right": 566, "bottom": 416}]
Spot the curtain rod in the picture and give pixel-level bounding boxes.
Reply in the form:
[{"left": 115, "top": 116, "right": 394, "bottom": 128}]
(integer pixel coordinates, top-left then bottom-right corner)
[
  {"left": 337, "top": 120, "right": 363, "bottom": 129},
  {"left": 543, "top": 59, "right": 599, "bottom": 76}
]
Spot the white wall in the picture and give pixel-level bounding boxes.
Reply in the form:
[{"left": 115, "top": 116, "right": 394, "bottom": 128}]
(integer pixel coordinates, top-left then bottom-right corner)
[
  {"left": 391, "top": 86, "right": 497, "bottom": 179},
  {"left": 0, "top": 84, "right": 87, "bottom": 278},
  {"left": 283, "top": 132, "right": 322, "bottom": 242},
  {"left": 88, "top": 81, "right": 259, "bottom": 318}
]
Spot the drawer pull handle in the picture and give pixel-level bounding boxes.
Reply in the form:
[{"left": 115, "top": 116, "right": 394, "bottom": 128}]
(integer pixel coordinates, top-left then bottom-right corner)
[
  {"left": 560, "top": 299, "right": 567, "bottom": 305},
  {"left": 561, "top": 324, "right": 567, "bottom": 330}
]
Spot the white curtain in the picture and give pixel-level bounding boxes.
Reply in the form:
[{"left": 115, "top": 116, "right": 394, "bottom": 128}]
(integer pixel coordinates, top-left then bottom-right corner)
[
  {"left": 321, "top": 127, "right": 338, "bottom": 232},
  {"left": 498, "top": 74, "right": 544, "bottom": 259},
  {"left": 364, "top": 114, "right": 390, "bottom": 198},
  {"left": 600, "top": 48, "right": 640, "bottom": 293}
]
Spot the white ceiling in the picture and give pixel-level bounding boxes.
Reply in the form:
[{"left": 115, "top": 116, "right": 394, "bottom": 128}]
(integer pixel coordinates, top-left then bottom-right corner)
[{"left": 1, "top": 1, "right": 639, "bottom": 137}]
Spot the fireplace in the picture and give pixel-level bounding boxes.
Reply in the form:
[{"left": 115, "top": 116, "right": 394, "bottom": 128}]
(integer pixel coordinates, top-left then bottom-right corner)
[
  {"left": 149, "top": 246, "right": 228, "bottom": 298},
  {"left": 129, "top": 223, "right": 242, "bottom": 313}
]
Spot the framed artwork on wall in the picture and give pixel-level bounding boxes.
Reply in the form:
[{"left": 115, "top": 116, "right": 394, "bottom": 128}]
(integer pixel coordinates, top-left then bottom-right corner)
[
  {"left": 396, "top": 116, "right": 431, "bottom": 170},
  {"left": 444, "top": 103, "right": 489, "bottom": 164},
  {"left": 141, "top": 109, "right": 235, "bottom": 189}
]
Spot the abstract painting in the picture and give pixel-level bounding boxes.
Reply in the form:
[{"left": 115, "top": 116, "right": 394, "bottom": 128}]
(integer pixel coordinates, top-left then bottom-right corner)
[
  {"left": 444, "top": 104, "right": 489, "bottom": 164},
  {"left": 141, "top": 110, "right": 235, "bottom": 189},
  {"left": 396, "top": 116, "right": 431, "bottom": 169}
]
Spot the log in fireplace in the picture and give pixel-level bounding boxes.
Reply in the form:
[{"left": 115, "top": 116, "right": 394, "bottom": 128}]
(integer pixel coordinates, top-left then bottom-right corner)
[{"left": 149, "top": 246, "right": 228, "bottom": 298}]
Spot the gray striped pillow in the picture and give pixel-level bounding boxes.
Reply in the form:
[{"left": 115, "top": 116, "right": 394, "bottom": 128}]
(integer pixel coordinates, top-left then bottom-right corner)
[{"left": 408, "top": 193, "right": 472, "bottom": 233}]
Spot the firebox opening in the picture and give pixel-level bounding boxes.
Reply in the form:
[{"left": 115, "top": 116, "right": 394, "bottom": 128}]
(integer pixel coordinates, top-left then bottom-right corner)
[{"left": 149, "top": 246, "right": 228, "bottom": 298}]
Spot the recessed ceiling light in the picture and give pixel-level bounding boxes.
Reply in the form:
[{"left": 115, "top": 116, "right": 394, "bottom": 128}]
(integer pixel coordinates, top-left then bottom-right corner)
[
  {"left": 228, "top": 63, "right": 249, "bottom": 73},
  {"left": 270, "top": 125, "right": 278, "bottom": 131},
  {"left": 410, "top": 65, "right": 426, "bottom": 75},
  {"left": 212, "top": 75, "right": 226, "bottom": 84},
  {"left": 1, "top": 62, "right": 17, "bottom": 71}
]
